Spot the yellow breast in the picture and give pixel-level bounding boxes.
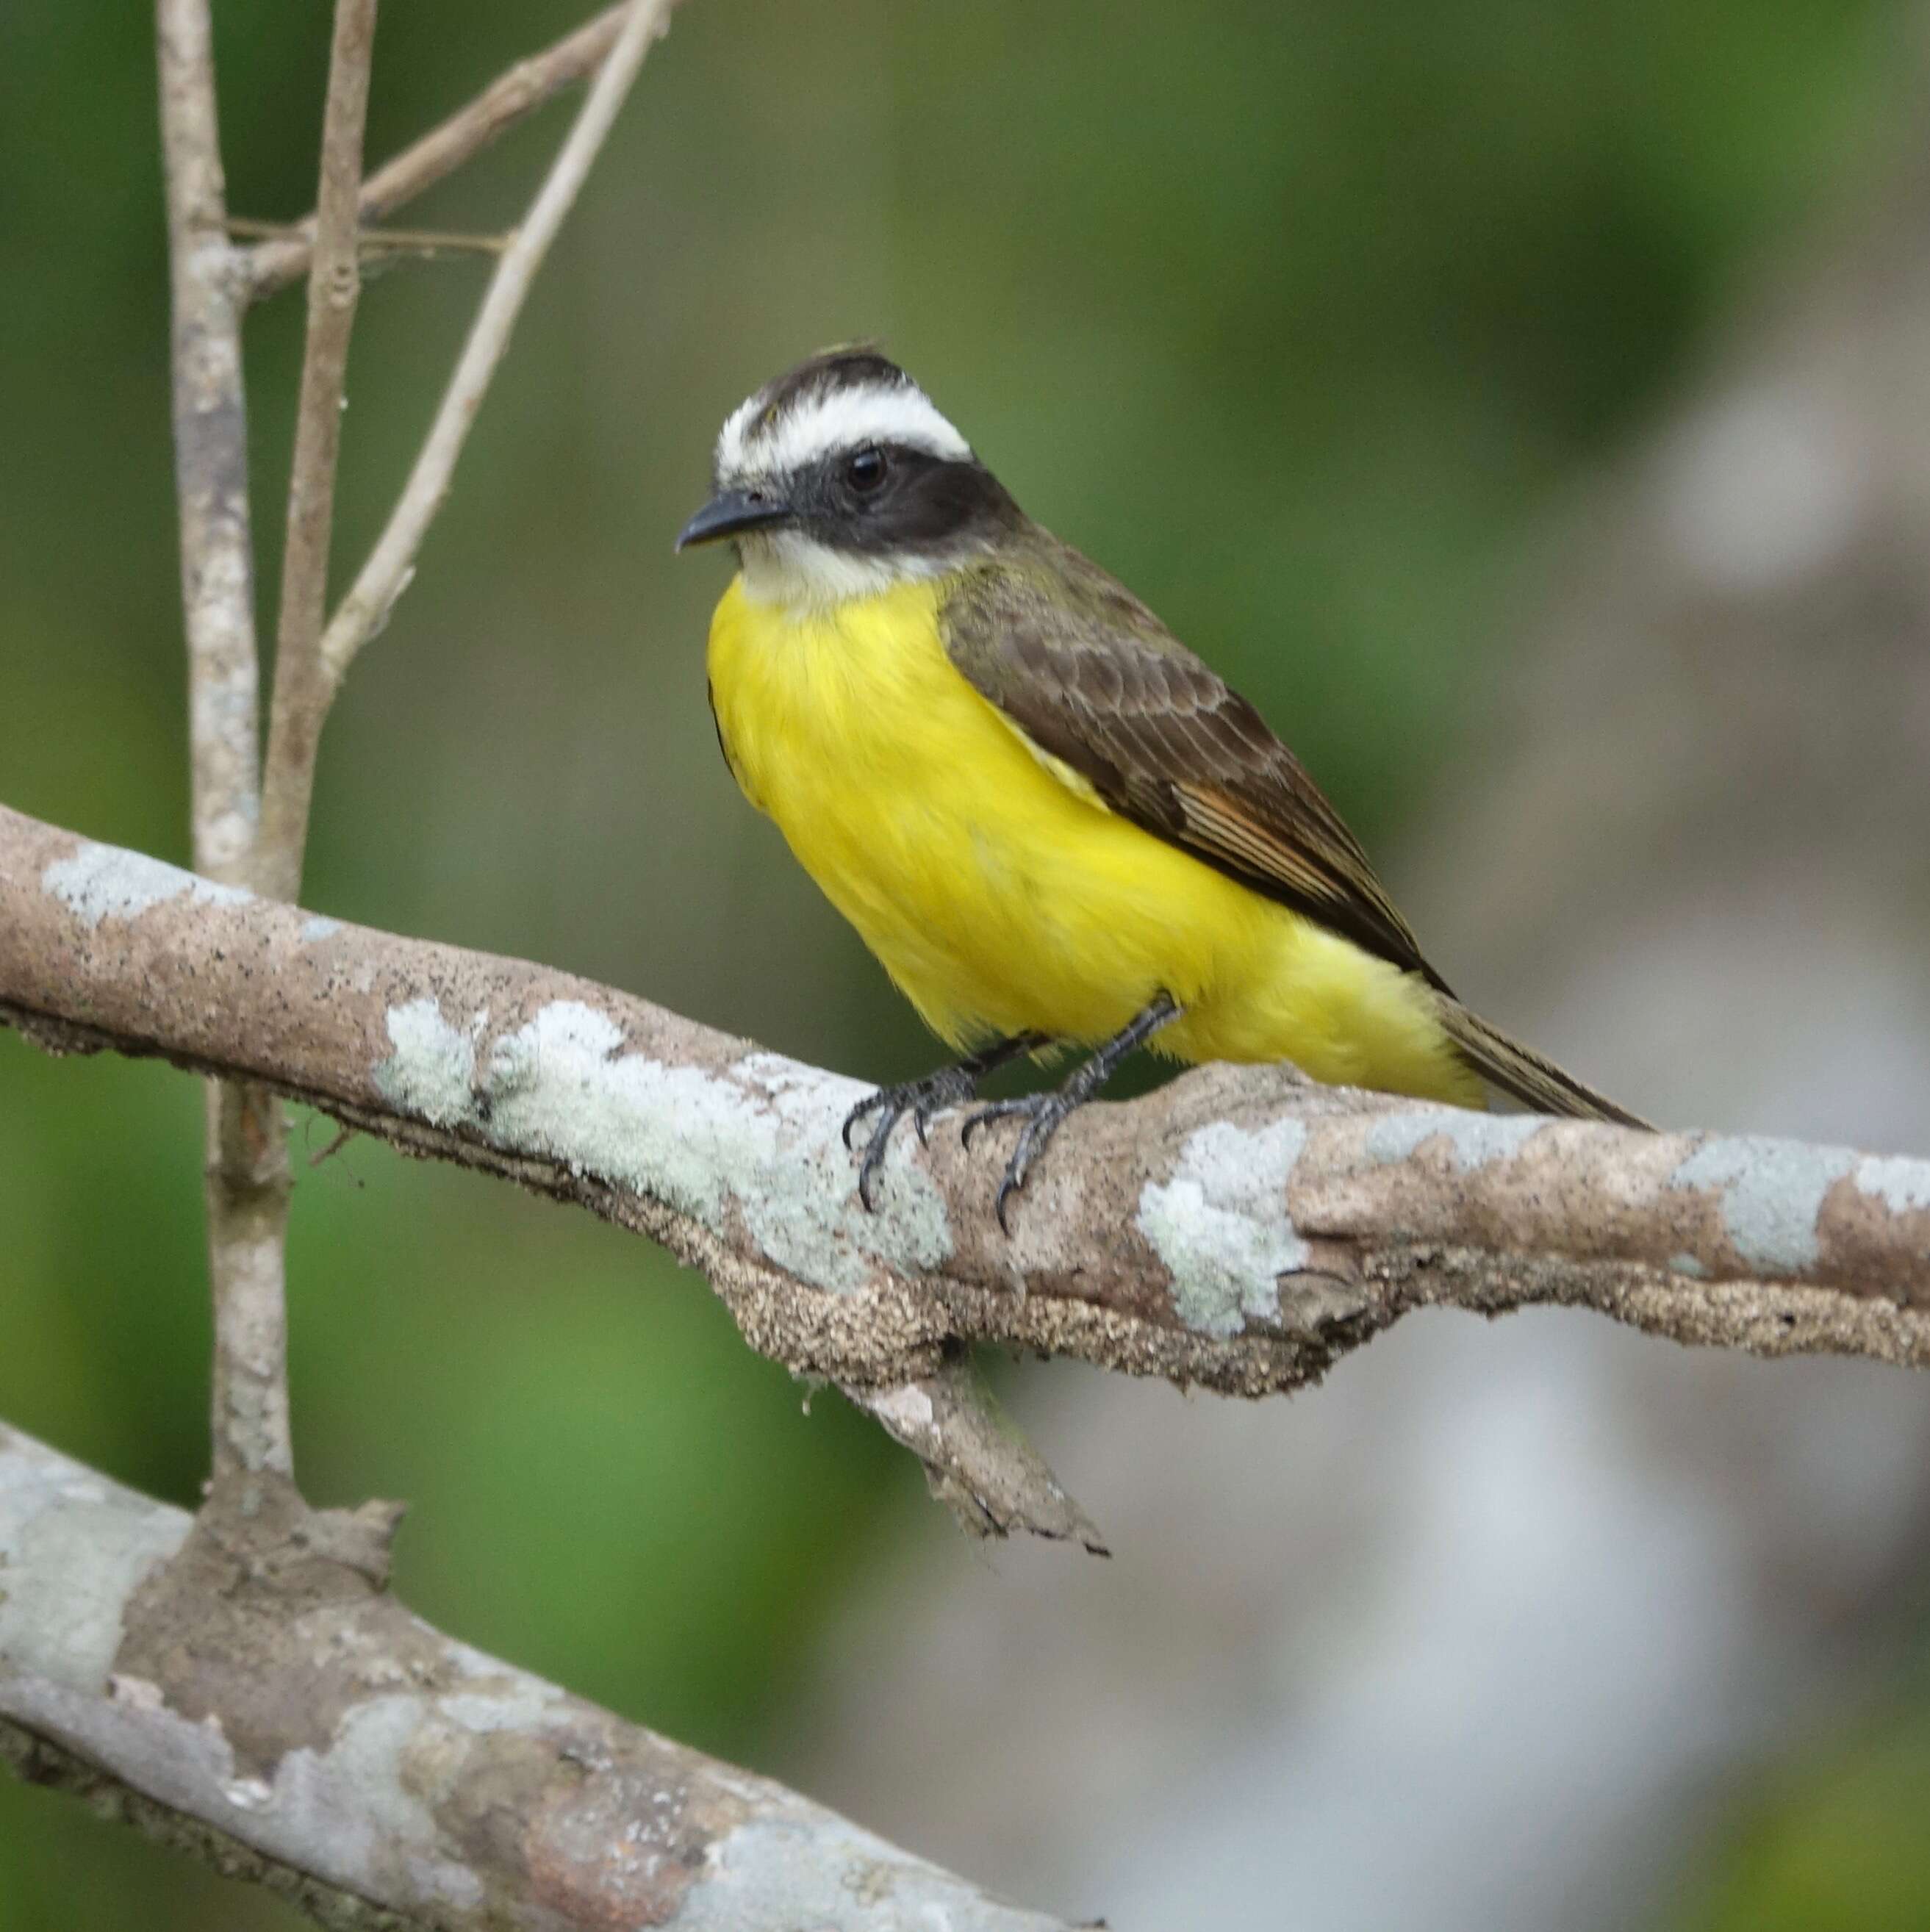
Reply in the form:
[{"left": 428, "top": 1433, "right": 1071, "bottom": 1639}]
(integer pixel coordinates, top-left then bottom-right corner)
[{"left": 704, "top": 572, "right": 1477, "bottom": 1105}]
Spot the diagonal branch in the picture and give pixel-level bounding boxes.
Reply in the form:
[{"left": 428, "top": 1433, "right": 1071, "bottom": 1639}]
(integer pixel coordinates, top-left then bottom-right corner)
[
  {"left": 0, "top": 1421, "right": 1072, "bottom": 1932},
  {"left": 243, "top": 3, "right": 663, "bottom": 302},
  {"left": 318, "top": 0, "right": 675, "bottom": 684},
  {"left": 7, "top": 804, "right": 1929, "bottom": 1449}
]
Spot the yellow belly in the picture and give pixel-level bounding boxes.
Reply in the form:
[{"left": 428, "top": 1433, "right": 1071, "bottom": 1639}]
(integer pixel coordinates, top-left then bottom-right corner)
[{"left": 705, "top": 573, "right": 1479, "bottom": 1105}]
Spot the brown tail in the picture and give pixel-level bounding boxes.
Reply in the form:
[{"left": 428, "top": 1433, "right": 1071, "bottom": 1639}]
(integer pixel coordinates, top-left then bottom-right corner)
[{"left": 1436, "top": 1000, "right": 1651, "bottom": 1129}]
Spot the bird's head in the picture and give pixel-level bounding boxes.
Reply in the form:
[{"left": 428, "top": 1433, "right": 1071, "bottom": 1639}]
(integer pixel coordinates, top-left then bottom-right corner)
[{"left": 677, "top": 347, "right": 1020, "bottom": 606}]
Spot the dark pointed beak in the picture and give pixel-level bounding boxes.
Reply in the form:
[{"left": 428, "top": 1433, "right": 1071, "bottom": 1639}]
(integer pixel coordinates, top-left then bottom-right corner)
[{"left": 675, "top": 486, "right": 792, "bottom": 551}]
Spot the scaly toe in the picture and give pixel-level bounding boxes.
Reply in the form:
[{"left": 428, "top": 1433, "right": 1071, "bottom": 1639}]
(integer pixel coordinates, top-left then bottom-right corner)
[
  {"left": 983, "top": 1097, "right": 1077, "bottom": 1231},
  {"left": 959, "top": 1098, "right": 1023, "bottom": 1148},
  {"left": 854, "top": 1108, "right": 905, "bottom": 1213},
  {"left": 841, "top": 1090, "right": 887, "bottom": 1153}
]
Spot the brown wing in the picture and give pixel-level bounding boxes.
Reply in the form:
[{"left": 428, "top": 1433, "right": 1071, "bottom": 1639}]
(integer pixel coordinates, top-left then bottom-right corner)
[{"left": 940, "top": 539, "right": 1453, "bottom": 996}]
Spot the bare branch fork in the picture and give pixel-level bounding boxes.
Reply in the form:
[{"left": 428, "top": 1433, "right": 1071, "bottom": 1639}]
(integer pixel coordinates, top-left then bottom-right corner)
[
  {"left": 154, "top": 0, "right": 673, "bottom": 1507},
  {"left": 241, "top": 4, "right": 656, "bottom": 301}
]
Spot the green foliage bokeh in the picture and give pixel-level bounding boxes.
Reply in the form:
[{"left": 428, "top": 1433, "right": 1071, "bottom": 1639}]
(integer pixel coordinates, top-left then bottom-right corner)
[{"left": 0, "top": 1, "right": 1913, "bottom": 1923}]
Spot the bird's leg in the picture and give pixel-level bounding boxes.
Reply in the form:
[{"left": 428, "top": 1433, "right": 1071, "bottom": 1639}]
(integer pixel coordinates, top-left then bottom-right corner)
[
  {"left": 962, "top": 993, "right": 1180, "bottom": 1232},
  {"left": 844, "top": 1033, "right": 1050, "bottom": 1213}
]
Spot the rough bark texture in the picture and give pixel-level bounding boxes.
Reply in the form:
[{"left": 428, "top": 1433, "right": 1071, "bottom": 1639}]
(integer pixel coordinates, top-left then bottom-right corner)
[
  {"left": 6, "top": 802, "right": 1929, "bottom": 1419},
  {"left": 0, "top": 1424, "right": 1070, "bottom": 1931},
  {"left": 156, "top": 0, "right": 298, "bottom": 1487}
]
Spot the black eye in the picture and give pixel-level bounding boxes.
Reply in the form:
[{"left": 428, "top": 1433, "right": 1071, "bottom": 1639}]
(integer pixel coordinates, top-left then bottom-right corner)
[{"left": 844, "top": 446, "right": 887, "bottom": 494}]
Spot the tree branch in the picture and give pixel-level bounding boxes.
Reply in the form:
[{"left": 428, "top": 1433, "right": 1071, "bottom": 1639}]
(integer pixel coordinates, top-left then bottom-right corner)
[
  {"left": 243, "top": 4, "right": 660, "bottom": 303},
  {"left": 256, "top": 0, "right": 378, "bottom": 908},
  {"left": 0, "top": 1421, "right": 1072, "bottom": 1932},
  {"left": 156, "top": 0, "right": 673, "bottom": 1509},
  {"left": 7, "top": 804, "right": 1928, "bottom": 1468},
  {"left": 155, "top": 0, "right": 259, "bottom": 886},
  {"left": 318, "top": 0, "right": 674, "bottom": 682},
  {"left": 155, "top": 0, "right": 298, "bottom": 1486},
  {"left": 229, "top": 216, "right": 513, "bottom": 262}
]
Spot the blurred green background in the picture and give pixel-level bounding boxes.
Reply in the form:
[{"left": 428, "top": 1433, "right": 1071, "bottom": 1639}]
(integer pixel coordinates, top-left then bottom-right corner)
[{"left": 1, "top": 0, "right": 1923, "bottom": 1925}]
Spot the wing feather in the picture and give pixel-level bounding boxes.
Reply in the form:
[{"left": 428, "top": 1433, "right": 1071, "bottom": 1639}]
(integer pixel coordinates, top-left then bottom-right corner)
[{"left": 939, "top": 541, "right": 1452, "bottom": 995}]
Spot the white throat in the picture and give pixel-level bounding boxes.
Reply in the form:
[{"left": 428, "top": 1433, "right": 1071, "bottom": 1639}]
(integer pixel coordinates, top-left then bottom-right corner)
[{"left": 736, "top": 531, "right": 947, "bottom": 613}]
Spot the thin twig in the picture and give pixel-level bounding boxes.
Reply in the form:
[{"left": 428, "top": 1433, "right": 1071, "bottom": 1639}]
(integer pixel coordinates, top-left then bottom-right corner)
[
  {"left": 256, "top": 0, "right": 379, "bottom": 907},
  {"left": 319, "top": 0, "right": 673, "bottom": 684},
  {"left": 244, "top": 2, "right": 644, "bottom": 302},
  {"left": 155, "top": 0, "right": 296, "bottom": 1487},
  {"left": 229, "top": 215, "right": 512, "bottom": 259}
]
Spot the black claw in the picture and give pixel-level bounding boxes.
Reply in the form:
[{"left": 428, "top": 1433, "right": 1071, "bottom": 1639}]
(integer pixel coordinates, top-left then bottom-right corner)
[
  {"left": 842, "top": 1033, "right": 1062, "bottom": 1216},
  {"left": 855, "top": 1116, "right": 897, "bottom": 1212},
  {"left": 958, "top": 996, "right": 1181, "bottom": 1233},
  {"left": 843, "top": 1060, "right": 1011, "bottom": 1210},
  {"left": 842, "top": 1088, "right": 908, "bottom": 1212},
  {"left": 840, "top": 1088, "right": 886, "bottom": 1154},
  {"left": 960, "top": 1098, "right": 1017, "bottom": 1149},
  {"left": 964, "top": 1092, "right": 1077, "bottom": 1232}
]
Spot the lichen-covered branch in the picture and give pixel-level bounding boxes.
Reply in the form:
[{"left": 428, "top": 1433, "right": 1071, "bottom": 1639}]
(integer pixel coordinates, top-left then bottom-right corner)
[
  {"left": 0, "top": 1422, "right": 1070, "bottom": 1932},
  {"left": 7, "top": 804, "right": 1929, "bottom": 1422}
]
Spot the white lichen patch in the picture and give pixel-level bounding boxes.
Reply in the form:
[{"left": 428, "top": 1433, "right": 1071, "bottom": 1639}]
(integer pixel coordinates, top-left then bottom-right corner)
[
  {"left": 41, "top": 843, "right": 251, "bottom": 930},
  {"left": 1854, "top": 1154, "right": 1930, "bottom": 1216},
  {"left": 1669, "top": 1135, "right": 1854, "bottom": 1276},
  {"left": 373, "top": 998, "right": 950, "bottom": 1293},
  {"left": 301, "top": 914, "right": 344, "bottom": 943},
  {"left": 0, "top": 1441, "right": 190, "bottom": 1691},
  {"left": 1137, "top": 1118, "right": 1313, "bottom": 1338},
  {"left": 373, "top": 998, "right": 479, "bottom": 1128},
  {"left": 438, "top": 1684, "right": 564, "bottom": 1737},
  {"left": 270, "top": 1693, "right": 482, "bottom": 1910},
  {"left": 1365, "top": 1107, "right": 1546, "bottom": 1171},
  {"left": 861, "top": 1383, "right": 936, "bottom": 1434},
  {"left": 1668, "top": 1252, "right": 1708, "bottom": 1279}
]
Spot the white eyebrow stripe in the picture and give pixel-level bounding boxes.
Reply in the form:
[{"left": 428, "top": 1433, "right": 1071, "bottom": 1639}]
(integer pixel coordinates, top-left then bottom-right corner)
[
  {"left": 717, "top": 381, "right": 972, "bottom": 480},
  {"left": 715, "top": 393, "right": 764, "bottom": 477}
]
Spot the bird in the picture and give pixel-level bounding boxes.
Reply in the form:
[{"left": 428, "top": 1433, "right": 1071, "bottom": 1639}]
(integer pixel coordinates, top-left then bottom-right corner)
[{"left": 678, "top": 347, "right": 1647, "bottom": 1227}]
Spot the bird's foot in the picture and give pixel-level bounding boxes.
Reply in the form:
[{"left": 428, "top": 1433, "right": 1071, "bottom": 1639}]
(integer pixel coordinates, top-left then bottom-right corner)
[
  {"left": 960, "top": 1090, "right": 1085, "bottom": 1235},
  {"left": 842, "top": 1063, "right": 984, "bottom": 1213},
  {"left": 958, "top": 994, "right": 1180, "bottom": 1233}
]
